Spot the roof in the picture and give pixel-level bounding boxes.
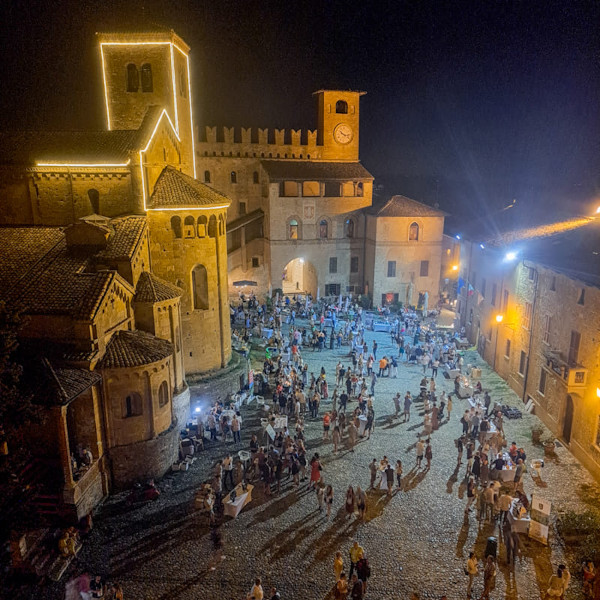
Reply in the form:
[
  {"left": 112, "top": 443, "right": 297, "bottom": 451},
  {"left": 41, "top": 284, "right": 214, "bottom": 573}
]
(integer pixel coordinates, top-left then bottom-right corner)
[
  {"left": 96, "top": 216, "right": 147, "bottom": 261},
  {"left": 40, "top": 360, "right": 102, "bottom": 406},
  {"left": 260, "top": 160, "right": 373, "bottom": 181},
  {"left": 148, "top": 166, "right": 231, "bottom": 209},
  {"left": 135, "top": 271, "right": 183, "bottom": 303},
  {"left": 97, "top": 28, "right": 190, "bottom": 53},
  {"left": 370, "top": 195, "right": 447, "bottom": 218},
  {"left": 98, "top": 329, "right": 173, "bottom": 369},
  {"left": 0, "top": 130, "right": 140, "bottom": 166},
  {"left": 226, "top": 208, "right": 264, "bottom": 233}
]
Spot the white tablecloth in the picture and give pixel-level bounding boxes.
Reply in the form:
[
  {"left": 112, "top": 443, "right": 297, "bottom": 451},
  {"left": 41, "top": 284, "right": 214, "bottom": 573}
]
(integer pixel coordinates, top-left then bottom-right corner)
[
  {"left": 358, "top": 415, "right": 368, "bottom": 436},
  {"left": 223, "top": 484, "right": 254, "bottom": 518},
  {"left": 507, "top": 499, "right": 530, "bottom": 533},
  {"left": 272, "top": 415, "right": 288, "bottom": 432}
]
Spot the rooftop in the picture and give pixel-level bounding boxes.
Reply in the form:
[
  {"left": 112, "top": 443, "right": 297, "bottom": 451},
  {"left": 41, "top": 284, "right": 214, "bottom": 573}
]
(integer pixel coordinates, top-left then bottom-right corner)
[
  {"left": 261, "top": 160, "right": 373, "bottom": 181},
  {"left": 135, "top": 271, "right": 183, "bottom": 303},
  {"left": 98, "top": 329, "right": 173, "bottom": 369},
  {"left": 148, "top": 166, "right": 231, "bottom": 209},
  {"left": 370, "top": 195, "right": 447, "bottom": 218}
]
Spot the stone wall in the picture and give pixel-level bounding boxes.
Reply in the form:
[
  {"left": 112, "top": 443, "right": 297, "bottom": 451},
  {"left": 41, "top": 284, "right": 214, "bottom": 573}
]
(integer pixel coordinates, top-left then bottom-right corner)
[{"left": 187, "top": 352, "right": 246, "bottom": 408}]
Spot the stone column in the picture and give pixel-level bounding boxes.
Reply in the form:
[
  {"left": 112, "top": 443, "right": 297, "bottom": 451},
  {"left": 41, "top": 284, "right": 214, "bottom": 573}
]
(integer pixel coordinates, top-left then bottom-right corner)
[{"left": 55, "top": 405, "right": 75, "bottom": 489}]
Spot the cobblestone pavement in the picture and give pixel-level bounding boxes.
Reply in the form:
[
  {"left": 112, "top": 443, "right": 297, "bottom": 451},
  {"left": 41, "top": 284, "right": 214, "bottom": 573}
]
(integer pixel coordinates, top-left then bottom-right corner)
[{"left": 35, "top": 314, "right": 600, "bottom": 600}]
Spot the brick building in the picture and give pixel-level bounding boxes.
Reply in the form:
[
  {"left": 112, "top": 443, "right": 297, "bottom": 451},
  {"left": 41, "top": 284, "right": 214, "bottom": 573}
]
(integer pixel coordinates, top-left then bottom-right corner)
[{"left": 456, "top": 215, "right": 600, "bottom": 480}]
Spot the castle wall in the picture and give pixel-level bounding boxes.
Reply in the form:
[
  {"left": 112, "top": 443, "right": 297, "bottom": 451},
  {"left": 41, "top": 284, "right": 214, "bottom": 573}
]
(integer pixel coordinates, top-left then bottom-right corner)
[{"left": 0, "top": 167, "right": 34, "bottom": 224}]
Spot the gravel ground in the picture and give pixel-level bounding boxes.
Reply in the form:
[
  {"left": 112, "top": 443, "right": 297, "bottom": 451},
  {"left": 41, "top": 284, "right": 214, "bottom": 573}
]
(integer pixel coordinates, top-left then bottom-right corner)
[{"left": 30, "top": 312, "right": 600, "bottom": 600}]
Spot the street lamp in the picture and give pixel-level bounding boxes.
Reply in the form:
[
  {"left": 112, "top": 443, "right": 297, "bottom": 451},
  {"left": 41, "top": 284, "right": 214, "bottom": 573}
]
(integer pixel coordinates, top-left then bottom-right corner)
[
  {"left": 495, "top": 314, "right": 504, "bottom": 323},
  {"left": 493, "top": 314, "right": 504, "bottom": 370},
  {"left": 452, "top": 264, "right": 459, "bottom": 271}
]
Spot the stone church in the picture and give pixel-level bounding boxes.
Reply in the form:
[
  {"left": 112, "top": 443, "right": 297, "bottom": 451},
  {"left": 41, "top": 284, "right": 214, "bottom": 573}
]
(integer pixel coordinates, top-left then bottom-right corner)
[{"left": 0, "top": 27, "right": 447, "bottom": 518}]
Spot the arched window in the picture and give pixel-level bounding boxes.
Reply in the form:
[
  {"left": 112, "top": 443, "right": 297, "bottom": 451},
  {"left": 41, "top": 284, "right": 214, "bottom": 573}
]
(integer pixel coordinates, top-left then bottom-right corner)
[
  {"left": 123, "top": 393, "right": 142, "bottom": 418},
  {"left": 197, "top": 215, "right": 207, "bottom": 237},
  {"left": 204, "top": 170, "right": 211, "bottom": 183},
  {"left": 87, "top": 189, "right": 100, "bottom": 214},
  {"left": 171, "top": 215, "right": 182, "bottom": 238},
  {"left": 158, "top": 381, "right": 169, "bottom": 407},
  {"left": 192, "top": 265, "right": 209, "bottom": 310},
  {"left": 409, "top": 222, "right": 420, "bottom": 241},
  {"left": 356, "top": 182, "right": 364, "bottom": 197},
  {"left": 141, "top": 64, "right": 153, "bottom": 92},
  {"left": 345, "top": 218, "right": 355, "bottom": 238},
  {"left": 253, "top": 171, "right": 259, "bottom": 184},
  {"left": 319, "top": 219, "right": 328, "bottom": 239},
  {"left": 218, "top": 214, "right": 225, "bottom": 236},
  {"left": 208, "top": 215, "right": 217, "bottom": 237},
  {"left": 230, "top": 171, "right": 237, "bottom": 184},
  {"left": 289, "top": 219, "right": 299, "bottom": 240},
  {"left": 336, "top": 100, "right": 348, "bottom": 114},
  {"left": 184, "top": 216, "right": 195, "bottom": 238},
  {"left": 126, "top": 64, "right": 139, "bottom": 92}
]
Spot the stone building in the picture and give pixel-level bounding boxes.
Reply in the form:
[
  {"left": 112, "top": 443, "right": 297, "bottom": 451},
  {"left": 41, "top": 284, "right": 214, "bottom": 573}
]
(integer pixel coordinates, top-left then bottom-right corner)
[
  {"left": 456, "top": 216, "right": 600, "bottom": 480},
  {"left": 0, "top": 28, "right": 231, "bottom": 518}
]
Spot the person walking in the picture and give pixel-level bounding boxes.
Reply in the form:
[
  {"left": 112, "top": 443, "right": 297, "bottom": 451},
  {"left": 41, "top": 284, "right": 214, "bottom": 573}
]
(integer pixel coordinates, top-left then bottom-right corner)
[
  {"left": 334, "top": 551, "right": 344, "bottom": 582},
  {"left": 231, "top": 414, "right": 241, "bottom": 444},
  {"left": 480, "top": 556, "right": 496, "bottom": 600},
  {"left": 250, "top": 578, "right": 264, "bottom": 600},
  {"left": 325, "top": 484, "right": 334, "bottom": 518},
  {"left": 309, "top": 453, "right": 322, "bottom": 490},
  {"left": 465, "top": 477, "right": 477, "bottom": 513},
  {"left": 446, "top": 395, "right": 453, "bottom": 421},
  {"left": 403, "top": 392, "right": 412, "bottom": 422},
  {"left": 395, "top": 459, "right": 403, "bottom": 489},
  {"left": 350, "top": 574, "right": 364, "bottom": 600},
  {"left": 345, "top": 485, "right": 355, "bottom": 519},
  {"left": 323, "top": 412, "right": 331, "bottom": 441},
  {"left": 456, "top": 436, "right": 464, "bottom": 465},
  {"left": 349, "top": 541, "right": 364, "bottom": 580},
  {"left": 356, "top": 486, "right": 367, "bottom": 519},
  {"left": 332, "top": 425, "right": 341, "bottom": 454},
  {"left": 424, "top": 439, "right": 433, "bottom": 471},
  {"left": 416, "top": 438, "right": 425, "bottom": 469},
  {"left": 336, "top": 573, "right": 349, "bottom": 599},
  {"left": 369, "top": 459, "right": 378, "bottom": 489},
  {"left": 347, "top": 421, "right": 358, "bottom": 452},
  {"left": 316, "top": 484, "right": 325, "bottom": 513},
  {"left": 394, "top": 393, "right": 401, "bottom": 418},
  {"left": 466, "top": 551, "right": 479, "bottom": 597},
  {"left": 385, "top": 463, "right": 395, "bottom": 496}
]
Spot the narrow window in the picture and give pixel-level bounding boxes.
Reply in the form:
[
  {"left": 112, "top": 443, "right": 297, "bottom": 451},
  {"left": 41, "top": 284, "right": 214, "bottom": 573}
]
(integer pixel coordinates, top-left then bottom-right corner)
[
  {"left": 239, "top": 202, "right": 247, "bottom": 216},
  {"left": 319, "top": 219, "right": 328, "bottom": 239},
  {"left": 230, "top": 171, "right": 237, "bottom": 184},
  {"left": 356, "top": 182, "right": 364, "bottom": 197},
  {"left": 184, "top": 216, "right": 195, "bottom": 238},
  {"left": 289, "top": 219, "right": 299, "bottom": 240},
  {"left": 208, "top": 215, "right": 217, "bottom": 237},
  {"left": 253, "top": 171, "right": 259, "bottom": 184},
  {"left": 502, "top": 289, "right": 509, "bottom": 312},
  {"left": 350, "top": 256, "right": 359, "bottom": 273},
  {"left": 141, "top": 64, "right": 153, "bottom": 92},
  {"left": 335, "top": 100, "right": 348, "bottom": 114},
  {"left": 505, "top": 339, "right": 511, "bottom": 358},
  {"left": 171, "top": 215, "right": 182, "bottom": 238},
  {"left": 519, "top": 351, "right": 527, "bottom": 375},
  {"left": 409, "top": 222, "right": 419, "bottom": 241},
  {"left": 568, "top": 330, "right": 581, "bottom": 366},
  {"left": 345, "top": 219, "right": 355, "bottom": 238},
  {"left": 197, "top": 215, "right": 207, "bottom": 238},
  {"left": 88, "top": 189, "right": 100, "bottom": 213},
  {"left": 126, "top": 64, "right": 139, "bottom": 92},
  {"left": 158, "top": 381, "right": 169, "bottom": 407},
  {"left": 543, "top": 315, "right": 551, "bottom": 344},
  {"left": 179, "top": 66, "right": 187, "bottom": 98},
  {"left": 528, "top": 267, "right": 535, "bottom": 281},
  {"left": 538, "top": 369, "right": 547, "bottom": 395},
  {"left": 420, "top": 260, "right": 429, "bottom": 277},
  {"left": 204, "top": 170, "right": 211, "bottom": 183},
  {"left": 251, "top": 257, "right": 259, "bottom": 268},
  {"left": 387, "top": 261, "right": 396, "bottom": 277},
  {"left": 329, "top": 257, "right": 338, "bottom": 274},
  {"left": 578, "top": 288, "right": 585, "bottom": 305},
  {"left": 123, "top": 393, "right": 142, "bottom": 417},
  {"left": 523, "top": 302, "right": 532, "bottom": 330},
  {"left": 192, "top": 265, "right": 209, "bottom": 310}
]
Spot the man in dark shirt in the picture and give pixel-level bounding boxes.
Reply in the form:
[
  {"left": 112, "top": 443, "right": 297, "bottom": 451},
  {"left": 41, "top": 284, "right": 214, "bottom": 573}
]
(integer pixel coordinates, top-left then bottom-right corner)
[
  {"left": 90, "top": 575, "right": 104, "bottom": 598},
  {"left": 340, "top": 392, "right": 349, "bottom": 413},
  {"left": 350, "top": 574, "right": 364, "bottom": 600}
]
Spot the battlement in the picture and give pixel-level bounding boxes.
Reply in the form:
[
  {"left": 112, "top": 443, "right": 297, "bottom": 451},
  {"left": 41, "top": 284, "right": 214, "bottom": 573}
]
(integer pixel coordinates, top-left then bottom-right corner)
[{"left": 196, "top": 126, "right": 322, "bottom": 160}]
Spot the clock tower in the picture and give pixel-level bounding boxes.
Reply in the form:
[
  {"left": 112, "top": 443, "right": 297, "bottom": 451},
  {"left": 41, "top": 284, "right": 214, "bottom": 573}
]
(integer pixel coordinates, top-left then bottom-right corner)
[{"left": 314, "top": 90, "right": 365, "bottom": 161}]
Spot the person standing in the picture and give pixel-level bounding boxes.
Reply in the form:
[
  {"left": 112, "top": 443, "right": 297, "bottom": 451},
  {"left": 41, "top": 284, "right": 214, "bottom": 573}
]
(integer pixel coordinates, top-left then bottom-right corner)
[
  {"left": 416, "top": 438, "right": 425, "bottom": 469},
  {"left": 369, "top": 459, "right": 378, "bottom": 489},
  {"left": 385, "top": 463, "right": 395, "bottom": 496},
  {"left": 334, "top": 551, "right": 344, "bottom": 582},
  {"left": 332, "top": 425, "right": 341, "bottom": 454},
  {"left": 356, "top": 486, "right": 367, "bottom": 519},
  {"left": 395, "top": 460, "right": 403, "bottom": 489},
  {"left": 231, "top": 414, "right": 241, "bottom": 444},
  {"left": 465, "top": 477, "right": 477, "bottom": 513},
  {"left": 223, "top": 453, "right": 234, "bottom": 490},
  {"left": 369, "top": 372, "right": 377, "bottom": 396},
  {"left": 480, "top": 556, "right": 496, "bottom": 600},
  {"left": 456, "top": 436, "right": 464, "bottom": 465},
  {"left": 309, "top": 453, "right": 322, "bottom": 490},
  {"left": 325, "top": 484, "right": 334, "bottom": 518},
  {"left": 345, "top": 486, "right": 355, "bottom": 519},
  {"left": 349, "top": 541, "right": 364, "bottom": 579},
  {"left": 350, "top": 574, "right": 364, "bottom": 600},
  {"left": 316, "top": 484, "right": 325, "bottom": 513},
  {"left": 372, "top": 340, "right": 378, "bottom": 360},
  {"left": 394, "top": 393, "right": 401, "bottom": 418},
  {"left": 466, "top": 551, "right": 479, "bottom": 598},
  {"left": 336, "top": 573, "right": 349, "bottom": 600},
  {"left": 424, "top": 439, "right": 433, "bottom": 471},
  {"left": 403, "top": 392, "right": 412, "bottom": 423},
  {"left": 323, "top": 412, "right": 331, "bottom": 441},
  {"left": 446, "top": 395, "right": 453, "bottom": 421},
  {"left": 250, "top": 578, "right": 264, "bottom": 600},
  {"left": 347, "top": 421, "right": 358, "bottom": 453}
]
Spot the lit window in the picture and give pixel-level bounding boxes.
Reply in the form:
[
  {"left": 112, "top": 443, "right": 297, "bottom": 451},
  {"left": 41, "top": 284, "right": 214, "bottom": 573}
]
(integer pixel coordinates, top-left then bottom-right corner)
[
  {"left": 409, "top": 222, "right": 419, "bottom": 241},
  {"left": 230, "top": 171, "right": 237, "bottom": 184},
  {"left": 319, "top": 219, "right": 328, "bottom": 239},
  {"left": 289, "top": 219, "right": 298, "bottom": 240},
  {"left": 345, "top": 219, "right": 355, "bottom": 238}
]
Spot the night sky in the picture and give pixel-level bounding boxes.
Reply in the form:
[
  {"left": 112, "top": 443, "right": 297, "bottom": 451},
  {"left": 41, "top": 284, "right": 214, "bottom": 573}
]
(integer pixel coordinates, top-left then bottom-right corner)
[{"left": 0, "top": 0, "right": 598, "bottom": 216}]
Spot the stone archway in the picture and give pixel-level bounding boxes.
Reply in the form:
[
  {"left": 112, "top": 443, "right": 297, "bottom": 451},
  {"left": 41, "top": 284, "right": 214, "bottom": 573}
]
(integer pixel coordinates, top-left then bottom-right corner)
[{"left": 282, "top": 258, "right": 317, "bottom": 297}]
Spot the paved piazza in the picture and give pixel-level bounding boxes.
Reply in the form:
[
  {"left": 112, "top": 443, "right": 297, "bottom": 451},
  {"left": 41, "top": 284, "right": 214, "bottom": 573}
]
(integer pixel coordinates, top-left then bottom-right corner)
[{"left": 40, "top": 315, "right": 600, "bottom": 600}]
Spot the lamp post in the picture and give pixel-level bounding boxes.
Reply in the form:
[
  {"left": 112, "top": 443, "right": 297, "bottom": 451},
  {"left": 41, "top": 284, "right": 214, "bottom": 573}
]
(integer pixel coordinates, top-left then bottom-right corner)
[{"left": 493, "top": 314, "right": 503, "bottom": 371}]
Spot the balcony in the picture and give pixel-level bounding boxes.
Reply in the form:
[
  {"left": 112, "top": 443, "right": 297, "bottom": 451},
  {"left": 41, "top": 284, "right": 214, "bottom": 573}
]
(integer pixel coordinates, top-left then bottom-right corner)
[{"left": 543, "top": 349, "right": 588, "bottom": 393}]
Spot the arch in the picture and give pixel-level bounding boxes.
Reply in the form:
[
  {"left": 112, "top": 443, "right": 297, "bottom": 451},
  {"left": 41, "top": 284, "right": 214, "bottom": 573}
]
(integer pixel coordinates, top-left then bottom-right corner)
[
  {"left": 197, "top": 215, "right": 207, "bottom": 237},
  {"left": 356, "top": 182, "right": 364, "bottom": 197},
  {"left": 208, "top": 214, "right": 218, "bottom": 237},
  {"left": 335, "top": 100, "right": 348, "bottom": 114},
  {"left": 191, "top": 264, "right": 209, "bottom": 310},
  {"left": 87, "top": 188, "right": 100, "bottom": 213},
  {"left": 126, "top": 64, "right": 139, "bottom": 92},
  {"left": 123, "top": 393, "right": 142, "bottom": 418},
  {"left": 344, "top": 218, "right": 355, "bottom": 238},
  {"left": 230, "top": 171, "right": 237, "bottom": 184},
  {"left": 218, "top": 214, "right": 225, "bottom": 236},
  {"left": 204, "top": 170, "right": 211, "bottom": 183},
  {"left": 318, "top": 218, "right": 329, "bottom": 239},
  {"left": 563, "top": 395, "right": 574, "bottom": 443},
  {"left": 158, "top": 380, "right": 169, "bottom": 407},
  {"left": 289, "top": 218, "right": 300, "bottom": 240},
  {"left": 253, "top": 171, "right": 259, "bottom": 184},
  {"left": 170, "top": 215, "right": 182, "bottom": 238},
  {"left": 141, "top": 63, "right": 153, "bottom": 92},
  {"left": 409, "top": 221, "right": 420, "bottom": 241},
  {"left": 184, "top": 216, "right": 195, "bottom": 238},
  {"left": 282, "top": 258, "right": 317, "bottom": 297}
]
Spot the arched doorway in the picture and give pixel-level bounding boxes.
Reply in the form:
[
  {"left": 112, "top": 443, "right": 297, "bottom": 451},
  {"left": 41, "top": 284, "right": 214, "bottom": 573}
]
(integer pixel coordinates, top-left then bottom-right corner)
[
  {"left": 563, "top": 395, "right": 574, "bottom": 444},
  {"left": 282, "top": 258, "right": 317, "bottom": 297}
]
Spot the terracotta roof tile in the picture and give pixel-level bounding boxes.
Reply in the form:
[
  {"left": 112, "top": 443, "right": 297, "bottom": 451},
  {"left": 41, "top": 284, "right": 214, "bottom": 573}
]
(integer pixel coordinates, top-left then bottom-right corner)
[
  {"left": 135, "top": 271, "right": 182, "bottom": 303},
  {"left": 42, "top": 360, "right": 102, "bottom": 405},
  {"left": 147, "top": 166, "right": 232, "bottom": 209},
  {"left": 96, "top": 216, "right": 147, "bottom": 261},
  {"left": 98, "top": 329, "right": 173, "bottom": 369},
  {"left": 370, "top": 195, "right": 447, "bottom": 218},
  {"left": 260, "top": 160, "right": 373, "bottom": 181}
]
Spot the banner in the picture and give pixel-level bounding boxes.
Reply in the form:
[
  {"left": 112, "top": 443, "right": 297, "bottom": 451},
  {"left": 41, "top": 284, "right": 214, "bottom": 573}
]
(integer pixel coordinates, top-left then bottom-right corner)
[{"left": 529, "top": 495, "right": 551, "bottom": 545}]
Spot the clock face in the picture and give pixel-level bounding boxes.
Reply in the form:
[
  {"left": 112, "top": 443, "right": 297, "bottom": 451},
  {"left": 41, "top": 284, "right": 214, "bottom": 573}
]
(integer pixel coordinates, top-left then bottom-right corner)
[{"left": 334, "top": 123, "right": 353, "bottom": 144}]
